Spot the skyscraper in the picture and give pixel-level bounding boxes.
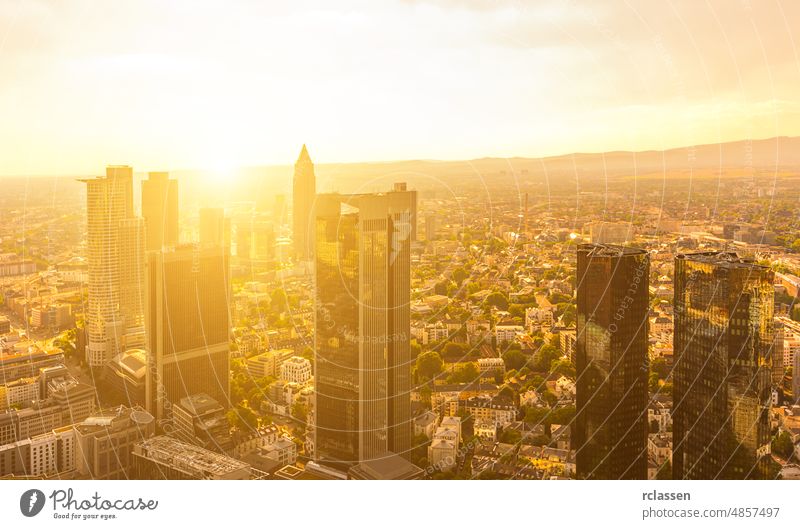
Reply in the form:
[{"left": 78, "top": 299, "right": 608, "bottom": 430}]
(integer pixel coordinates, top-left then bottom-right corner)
[
  {"left": 313, "top": 185, "right": 417, "bottom": 473},
  {"left": 81, "top": 166, "right": 138, "bottom": 367},
  {"left": 574, "top": 244, "right": 649, "bottom": 479},
  {"left": 292, "top": 144, "right": 316, "bottom": 261},
  {"left": 145, "top": 244, "right": 231, "bottom": 424},
  {"left": 118, "top": 217, "right": 146, "bottom": 349},
  {"left": 199, "top": 207, "right": 231, "bottom": 250},
  {"left": 672, "top": 252, "right": 774, "bottom": 480},
  {"left": 141, "top": 171, "right": 179, "bottom": 252}
]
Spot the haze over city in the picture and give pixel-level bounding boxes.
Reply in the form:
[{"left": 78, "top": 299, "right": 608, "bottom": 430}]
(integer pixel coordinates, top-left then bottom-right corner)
[
  {"left": 2, "top": 0, "right": 800, "bottom": 508},
  {"left": 1, "top": 0, "right": 800, "bottom": 176}
]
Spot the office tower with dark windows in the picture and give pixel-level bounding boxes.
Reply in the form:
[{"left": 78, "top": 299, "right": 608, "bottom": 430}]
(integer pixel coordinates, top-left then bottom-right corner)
[
  {"left": 574, "top": 244, "right": 649, "bottom": 479},
  {"left": 313, "top": 185, "right": 418, "bottom": 476},
  {"left": 141, "top": 171, "right": 179, "bottom": 252},
  {"left": 672, "top": 252, "right": 774, "bottom": 480},
  {"left": 81, "top": 166, "right": 140, "bottom": 367},
  {"left": 292, "top": 144, "right": 316, "bottom": 261},
  {"left": 145, "top": 244, "right": 231, "bottom": 423}
]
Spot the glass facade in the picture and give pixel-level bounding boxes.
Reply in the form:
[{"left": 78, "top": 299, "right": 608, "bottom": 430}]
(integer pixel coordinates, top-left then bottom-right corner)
[
  {"left": 314, "top": 189, "right": 414, "bottom": 470},
  {"left": 672, "top": 252, "right": 774, "bottom": 479},
  {"left": 574, "top": 244, "right": 649, "bottom": 479}
]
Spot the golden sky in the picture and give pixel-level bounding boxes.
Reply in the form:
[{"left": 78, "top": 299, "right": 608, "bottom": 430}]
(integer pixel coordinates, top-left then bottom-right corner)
[{"left": 1, "top": 0, "right": 799, "bottom": 176}]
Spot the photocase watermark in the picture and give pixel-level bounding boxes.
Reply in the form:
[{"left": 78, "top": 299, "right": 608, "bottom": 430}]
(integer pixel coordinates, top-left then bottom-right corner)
[
  {"left": 18, "top": 488, "right": 159, "bottom": 520},
  {"left": 19, "top": 489, "right": 45, "bottom": 517}
]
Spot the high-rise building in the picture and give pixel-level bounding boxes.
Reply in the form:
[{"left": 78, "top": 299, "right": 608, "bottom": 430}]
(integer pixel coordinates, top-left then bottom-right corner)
[
  {"left": 118, "top": 218, "right": 146, "bottom": 348},
  {"left": 313, "top": 185, "right": 418, "bottom": 474},
  {"left": 672, "top": 252, "right": 774, "bottom": 480},
  {"left": 292, "top": 144, "right": 316, "bottom": 261},
  {"left": 574, "top": 244, "right": 649, "bottom": 479},
  {"left": 199, "top": 207, "right": 231, "bottom": 250},
  {"left": 141, "top": 172, "right": 179, "bottom": 252},
  {"left": 145, "top": 245, "right": 230, "bottom": 424},
  {"left": 81, "top": 166, "right": 140, "bottom": 367}
]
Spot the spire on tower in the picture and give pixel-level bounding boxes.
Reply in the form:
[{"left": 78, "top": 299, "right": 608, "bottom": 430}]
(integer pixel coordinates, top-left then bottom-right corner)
[{"left": 297, "top": 144, "right": 312, "bottom": 164}]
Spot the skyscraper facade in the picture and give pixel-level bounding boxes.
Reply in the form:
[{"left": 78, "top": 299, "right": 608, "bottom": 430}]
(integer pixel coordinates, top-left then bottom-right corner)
[
  {"left": 292, "top": 144, "right": 316, "bottom": 261},
  {"left": 313, "top": 185, "right": 416, "bottom": 471},
  {"left": 117, "top": 217, "right": 146, "bottom": 349},
  {"left": 574, "top": 244, "right": 649, "bottom": 479},
  {"left": 141, "top": 171, "right": 179, "bottom": 252},
  {"left": 145, "top": 245, "right": 231, "bottom": 424},
  {"left": 81, "top": 166, "right": 138, "bottom": 367},
  {"left": 199, "top": 207, "right": 231, "bottom": 250},
  {"left": 672, "top": 252, "right": 774, "bottom": 479}
]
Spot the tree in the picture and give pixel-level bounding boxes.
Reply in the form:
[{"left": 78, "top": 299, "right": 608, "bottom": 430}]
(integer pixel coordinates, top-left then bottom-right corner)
[
  {"left": 448, "top": 362, "right": 480, "bottom": 384},
  {"left": 550, "top": 358, "right": 576, "bottom": 378},
  {"left": 453, "top": 267, "right": 468, "bottom": 286},
  {"left": 772, "top": 431, "right": 795, "bottom": 460},
  {"left": 533, "top": 344, "right": 560, "bottom": 372},
  {"left": 548, "top": 405, "right": 575, "bottom": 425},
  {"left": 651, "top": 357, "right": 669, "bottom": 379},
  {"left": 502, "top": 349, "right": 528, "bottom": 371},
  {"left": 270, "top": 288, "right": 288, "bottom": 312},
  {"left": 442, "top": 341, "right": 468, "bottom": 360},
  {"left": 416, "top": 350, "right": 444, "bottom": 380},
  {"left": 292, "top": 401, "right": 308, "bottom": 423},
  {"left": 498, "top": 428, "right": 522, "bottom": 444},
  {"left": 484, "top": 292, "right": 509, "bottom": 311},
  {"left": 524, "top": 406, "right": 548, "bottom": 425},
  {"left": 649, "top": 372, "right": 661, "bottom": 392}
]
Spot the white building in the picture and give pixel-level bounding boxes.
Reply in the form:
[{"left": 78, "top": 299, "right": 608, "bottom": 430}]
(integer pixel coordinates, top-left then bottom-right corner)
[
  {"left": 495, "top": 325, "right": 524, "bottom": 345},
  {"left": 280, "top": 356, "right": 312, "bottom": 385}
]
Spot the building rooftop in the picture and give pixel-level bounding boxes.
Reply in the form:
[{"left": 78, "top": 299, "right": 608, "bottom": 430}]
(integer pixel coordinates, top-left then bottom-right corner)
[
  {"left": 676, "top": 251, "right": 766, "bottom": 270},
  {"left": 134, "top": 435, "right": 248, "bottom": 478}
]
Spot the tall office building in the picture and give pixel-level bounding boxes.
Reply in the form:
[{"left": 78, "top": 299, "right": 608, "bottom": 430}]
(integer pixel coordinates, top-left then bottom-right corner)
[
  {"left": 145, "top": 245, "right": 231, "bottom": 423},
  {"left": 199, "top": 207, "right": 231, "bottom": 250},
  {"left": 118, "top": 218, "right": 146, "bottom": 349},
  {"left": 574, "top": 244, "right": 649, "bottom": 479},
  {"left": 141, "top": 172, "right": 179, "bottom": 252},
  {"left": 314, "top": 185, "right": 417, "bottom": 474},
  {"left": 672, "top": 252, "right": 774, "bottom": 480},
  {"left": 292, "top": 144, "right": 316, "bottom": 261},
  {"left": 81, "top": 166, "right": 139, "bottom": 367}
]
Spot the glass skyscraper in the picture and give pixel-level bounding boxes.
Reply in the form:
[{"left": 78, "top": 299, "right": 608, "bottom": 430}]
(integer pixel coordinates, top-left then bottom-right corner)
[
  {"left": 313, "top": 185, "right": 417, "bottom": 474},
  {"left": 574, "top": 244, "right": 649, "bottom": 479},
  {"left": 672, "top": 252, "right": 774, "bottom": 479}
]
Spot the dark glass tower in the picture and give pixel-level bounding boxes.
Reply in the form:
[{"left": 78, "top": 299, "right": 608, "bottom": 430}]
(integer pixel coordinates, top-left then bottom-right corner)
[
  {"left": 574, "top": 244, "right": 649, "bottom": 479},
  {"left": 672, "top": 252, "right": 774, "bottom": 479},
  {"left": 145, "top": 245, "right": 231, "bottom": 425},
  {"left": 313, "top": 186, "right": 416, "bottom": 472}
]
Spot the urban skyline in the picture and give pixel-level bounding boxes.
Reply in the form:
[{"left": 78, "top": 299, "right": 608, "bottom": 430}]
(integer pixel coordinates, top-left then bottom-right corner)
[{"left": 2, "top": 1, "right": 800, "bottom": 486}]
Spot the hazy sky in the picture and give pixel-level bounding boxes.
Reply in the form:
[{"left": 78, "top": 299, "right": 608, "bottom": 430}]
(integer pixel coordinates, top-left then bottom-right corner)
[{"left": 1, "top": 0, "right": 799, "bottom": 176}]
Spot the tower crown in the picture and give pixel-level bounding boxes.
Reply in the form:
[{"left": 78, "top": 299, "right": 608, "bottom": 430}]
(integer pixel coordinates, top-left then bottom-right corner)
[{"left": 297, "top": 144, "right": 312, "bottom": 164}]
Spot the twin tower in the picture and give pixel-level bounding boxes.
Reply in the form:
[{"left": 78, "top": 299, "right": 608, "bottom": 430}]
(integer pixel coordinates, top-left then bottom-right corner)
[{"left": 575, "top": 244, "right": 774, "bottom": 480}]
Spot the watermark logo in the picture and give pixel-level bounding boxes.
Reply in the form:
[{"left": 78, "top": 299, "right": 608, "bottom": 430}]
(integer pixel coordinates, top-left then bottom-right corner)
[{"left": 20, "top": 489, "right": 45, "bottom": 517}]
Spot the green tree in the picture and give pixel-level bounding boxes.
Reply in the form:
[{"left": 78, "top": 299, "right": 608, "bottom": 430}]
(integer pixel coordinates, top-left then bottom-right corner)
[
  {"left": 484, "top": 292, "right": 509, "bottom": 311},
  {"left": 502, "top": 348, "right": 528, "bottom": 371},
  {"left": 416, "top": 350, "right": 445, "bottom": 380},
  {"left": 448, "top": 362, "right": 480, "bottom": 384},
  {"left": 453, "top": 267, "right": 468, "bottom": 286},
  {"left": 772, "top": 431, "right": 795, "bottom": 460},
  {"left": 270, "top": 288, "right": 288, "bottom": 312},
  {"left": 651, "top": 357, "right": 669, "bottom": 379},
  {"left": 292, "top": 401, "right": 308, "bottom": 423}
]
